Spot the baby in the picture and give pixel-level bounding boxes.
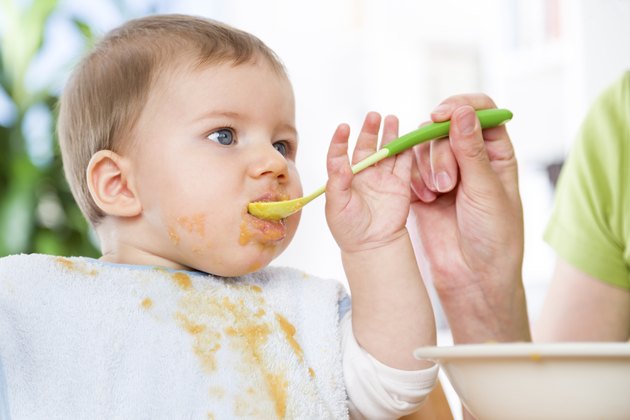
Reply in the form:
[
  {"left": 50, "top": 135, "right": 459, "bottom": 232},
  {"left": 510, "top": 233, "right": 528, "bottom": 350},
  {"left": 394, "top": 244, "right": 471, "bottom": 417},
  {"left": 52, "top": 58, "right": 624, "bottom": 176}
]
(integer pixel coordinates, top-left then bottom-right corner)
[{"left": 0, "top": 14, "right": 437, "bottom": 419}]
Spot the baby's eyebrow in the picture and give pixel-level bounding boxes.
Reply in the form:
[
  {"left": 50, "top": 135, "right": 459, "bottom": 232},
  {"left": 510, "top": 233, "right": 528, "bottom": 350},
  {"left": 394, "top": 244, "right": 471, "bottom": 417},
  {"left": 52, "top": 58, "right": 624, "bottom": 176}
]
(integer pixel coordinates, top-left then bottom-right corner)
[
  {"left": 278, "top": 123, "right": 298, "bottom": 138},
  {"left": 192, "top": 110, "right": 242, "bottom": 123}
]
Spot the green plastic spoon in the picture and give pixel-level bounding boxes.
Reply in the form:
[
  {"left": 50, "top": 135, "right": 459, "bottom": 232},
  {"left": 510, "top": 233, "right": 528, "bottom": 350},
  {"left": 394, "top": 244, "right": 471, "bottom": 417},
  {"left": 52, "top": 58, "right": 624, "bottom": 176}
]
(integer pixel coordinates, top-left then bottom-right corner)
[{"left": 248, "top": 108, "right": 513, "bottom": 220}]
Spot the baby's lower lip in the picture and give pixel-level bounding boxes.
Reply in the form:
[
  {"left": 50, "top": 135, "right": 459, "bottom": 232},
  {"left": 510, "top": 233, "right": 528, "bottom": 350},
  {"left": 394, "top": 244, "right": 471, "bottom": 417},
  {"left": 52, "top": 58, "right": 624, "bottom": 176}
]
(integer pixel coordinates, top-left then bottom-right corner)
[{"left": 241, "top": 214, "right": 286, "bottom": 245}]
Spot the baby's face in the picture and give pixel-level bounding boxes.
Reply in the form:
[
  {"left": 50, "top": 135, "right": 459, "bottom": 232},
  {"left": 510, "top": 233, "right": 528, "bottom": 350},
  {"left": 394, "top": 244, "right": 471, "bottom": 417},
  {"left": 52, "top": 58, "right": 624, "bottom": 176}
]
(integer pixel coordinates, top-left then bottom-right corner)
[{"left": 127, "top": 59, "right": 302, "bottom": 276}]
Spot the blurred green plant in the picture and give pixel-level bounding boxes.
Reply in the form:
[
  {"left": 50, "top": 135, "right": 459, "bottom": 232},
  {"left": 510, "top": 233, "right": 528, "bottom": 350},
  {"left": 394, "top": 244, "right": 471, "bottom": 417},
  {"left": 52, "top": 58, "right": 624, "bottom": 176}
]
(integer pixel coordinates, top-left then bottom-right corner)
[{"left": 0, "top": 0, "right": 99, "bottom": 257}]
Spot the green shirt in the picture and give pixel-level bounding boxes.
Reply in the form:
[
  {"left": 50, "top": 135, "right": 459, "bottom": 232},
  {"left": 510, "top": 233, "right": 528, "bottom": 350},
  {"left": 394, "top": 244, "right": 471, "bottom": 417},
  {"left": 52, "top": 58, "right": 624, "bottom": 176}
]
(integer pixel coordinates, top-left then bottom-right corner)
[{"left": 544, "top": 71, "right": 630, "bottom": 289}]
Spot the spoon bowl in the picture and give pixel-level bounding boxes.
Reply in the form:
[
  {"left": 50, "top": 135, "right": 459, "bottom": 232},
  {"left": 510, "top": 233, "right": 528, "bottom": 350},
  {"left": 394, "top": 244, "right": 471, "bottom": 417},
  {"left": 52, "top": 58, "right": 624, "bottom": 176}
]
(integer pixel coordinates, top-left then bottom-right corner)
[{"left": 248, "top": 108, "right": 513, "bottom": 220}]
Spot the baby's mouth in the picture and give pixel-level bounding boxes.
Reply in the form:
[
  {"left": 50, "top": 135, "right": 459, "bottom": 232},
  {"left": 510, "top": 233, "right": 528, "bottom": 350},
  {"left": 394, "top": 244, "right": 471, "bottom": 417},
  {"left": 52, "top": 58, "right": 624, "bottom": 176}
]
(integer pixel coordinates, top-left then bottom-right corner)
[
  {"left": 245, "top": 215, "right": 286, "bottom": 241},
  {"left": 241, "top": 195, "right": 288, "bottom": 245},
  {"left": 247, "top": 192, "right": 291, "bottom": 219}
]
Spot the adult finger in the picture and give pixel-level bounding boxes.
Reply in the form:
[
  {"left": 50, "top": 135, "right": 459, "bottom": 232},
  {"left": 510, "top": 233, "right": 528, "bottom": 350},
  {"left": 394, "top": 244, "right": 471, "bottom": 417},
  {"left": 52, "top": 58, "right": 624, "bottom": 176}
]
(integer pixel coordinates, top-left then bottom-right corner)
[
  {"left": 448, "top": 105, "right": 501, "bottom": 198},
  {"left": 411, "top": 142, "right": 438, "bottom": 202},
  {"left": 410, "top": 157, "right": 437, "bottom": 203},
  {"left": 411, "top": 119, "right": 440, "bottom": 190},
  {"left": 430, "top": 138, "right": 458, "bottom": 193},
  {"left": 431, "top": 93, "right": 498, "bottom": 122}
]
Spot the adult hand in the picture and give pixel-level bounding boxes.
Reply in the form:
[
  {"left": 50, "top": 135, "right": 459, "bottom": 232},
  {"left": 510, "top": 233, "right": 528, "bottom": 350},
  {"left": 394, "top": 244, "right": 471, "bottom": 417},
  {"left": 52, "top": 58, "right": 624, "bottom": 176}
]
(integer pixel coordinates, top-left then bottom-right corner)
[{"left": 409, "top": 94, "right": 530, "bottom": 343}]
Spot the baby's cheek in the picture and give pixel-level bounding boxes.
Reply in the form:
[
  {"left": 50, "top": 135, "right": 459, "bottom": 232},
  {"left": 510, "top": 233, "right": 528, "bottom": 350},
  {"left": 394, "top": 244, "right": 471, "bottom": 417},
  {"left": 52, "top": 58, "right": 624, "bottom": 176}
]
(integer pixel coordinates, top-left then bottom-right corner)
[
  {"left": 167, "top": 212, "right": 211, "bottom": 251},
  {"left": 167, "top": 226, "right": 181, "bottom": 246},
  {"left": 176, "top": 214, "right": 206, "bottom": 237}
]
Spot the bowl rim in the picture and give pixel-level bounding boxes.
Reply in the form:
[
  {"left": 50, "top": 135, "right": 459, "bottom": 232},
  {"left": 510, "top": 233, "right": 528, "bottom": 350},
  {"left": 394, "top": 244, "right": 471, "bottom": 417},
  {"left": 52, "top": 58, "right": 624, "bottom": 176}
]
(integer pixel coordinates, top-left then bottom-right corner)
[{"left": 414, "top": 342, "right": 630, "bottom": 361}]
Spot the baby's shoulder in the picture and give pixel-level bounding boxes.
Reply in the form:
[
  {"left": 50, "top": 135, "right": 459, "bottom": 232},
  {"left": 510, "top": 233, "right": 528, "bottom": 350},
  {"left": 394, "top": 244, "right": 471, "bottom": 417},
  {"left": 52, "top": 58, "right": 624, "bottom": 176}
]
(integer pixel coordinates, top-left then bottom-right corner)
[
  {"left": 0, "top": 254, "right": 104, "bottom": 291},
  {"left": 0, "top": 253, "right": 55, "bottom": 273},
  {"left": 0, "top": 253, "right": 83, "bottom": 275}
]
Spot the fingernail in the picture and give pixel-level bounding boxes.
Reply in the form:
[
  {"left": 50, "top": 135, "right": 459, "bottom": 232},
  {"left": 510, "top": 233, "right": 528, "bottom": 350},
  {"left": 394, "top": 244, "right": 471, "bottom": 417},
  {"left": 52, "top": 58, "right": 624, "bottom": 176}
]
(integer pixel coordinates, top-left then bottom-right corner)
[
  {"left": 419, "top": 188, "right": 437, "bottom": 202},
  {"left": 434, "top": 171, "right": 452, "bottom": 192},
  {"left": 426, "top": 173, "right": 437, "bottom": 191},
  {"left": 458, "top": 108, "right": 477, "bottom": 135},
  {"left": 432, "top": 104, "right": 451, "bottom": 116}
]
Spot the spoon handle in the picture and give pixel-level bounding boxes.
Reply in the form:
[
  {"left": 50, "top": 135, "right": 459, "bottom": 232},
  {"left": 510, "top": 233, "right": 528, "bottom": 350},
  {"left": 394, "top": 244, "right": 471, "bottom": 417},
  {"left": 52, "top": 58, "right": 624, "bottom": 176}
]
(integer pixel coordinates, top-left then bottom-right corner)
[{"left": 382, "top": 108, "right": 513, "bottom": 157}]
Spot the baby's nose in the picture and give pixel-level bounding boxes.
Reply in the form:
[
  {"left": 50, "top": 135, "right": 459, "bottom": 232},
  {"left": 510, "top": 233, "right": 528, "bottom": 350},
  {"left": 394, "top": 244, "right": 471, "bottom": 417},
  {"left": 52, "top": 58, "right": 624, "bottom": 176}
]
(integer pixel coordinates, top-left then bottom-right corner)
[{"left": 249, "top": 143, "right": 289, "bottom": 180}]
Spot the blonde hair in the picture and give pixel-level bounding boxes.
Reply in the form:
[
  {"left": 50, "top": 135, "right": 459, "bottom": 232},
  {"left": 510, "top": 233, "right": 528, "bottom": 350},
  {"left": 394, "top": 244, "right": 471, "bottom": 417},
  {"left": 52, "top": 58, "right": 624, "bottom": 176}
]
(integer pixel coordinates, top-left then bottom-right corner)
[{"left": 58, "top": 14, "right": 287, "bottom": 225}]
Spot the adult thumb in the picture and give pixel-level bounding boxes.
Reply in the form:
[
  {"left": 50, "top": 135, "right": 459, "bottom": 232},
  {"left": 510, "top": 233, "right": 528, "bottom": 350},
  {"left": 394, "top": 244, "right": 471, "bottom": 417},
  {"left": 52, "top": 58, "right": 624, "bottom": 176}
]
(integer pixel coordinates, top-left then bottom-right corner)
[{"left": 448, "top": 105, "right": 500, "bottom": 196}]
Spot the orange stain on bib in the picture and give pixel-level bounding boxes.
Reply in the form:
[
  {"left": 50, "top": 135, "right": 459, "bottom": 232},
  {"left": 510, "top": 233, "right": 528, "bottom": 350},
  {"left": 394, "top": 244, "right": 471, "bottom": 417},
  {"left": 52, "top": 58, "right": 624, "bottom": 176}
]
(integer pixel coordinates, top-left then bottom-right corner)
[
  {"left": 55, "top": 257, "right": 98, "bottom": 276},
  {"left": 171, "top": 272, "right": 192, "bottom": 290},
  {"left": 172, "top": 282, "right": 309, "bottom": 417},
  {"left": 275, "top": 313, "right": 304, "bottom": 361},
  {"left": 140, "top": 298, "right": 153, "bottom": 310}
]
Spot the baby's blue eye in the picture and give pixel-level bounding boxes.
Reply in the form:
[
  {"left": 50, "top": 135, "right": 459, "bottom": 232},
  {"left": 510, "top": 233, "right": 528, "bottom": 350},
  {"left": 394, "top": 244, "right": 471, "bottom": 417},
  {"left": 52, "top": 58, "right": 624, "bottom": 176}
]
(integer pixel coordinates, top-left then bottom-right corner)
[
  {"left": 274, "top": 141, "right": 288, "bottom": 156},
  {"left": 207, "top": 128, "right": 234, "bottom": 145}
]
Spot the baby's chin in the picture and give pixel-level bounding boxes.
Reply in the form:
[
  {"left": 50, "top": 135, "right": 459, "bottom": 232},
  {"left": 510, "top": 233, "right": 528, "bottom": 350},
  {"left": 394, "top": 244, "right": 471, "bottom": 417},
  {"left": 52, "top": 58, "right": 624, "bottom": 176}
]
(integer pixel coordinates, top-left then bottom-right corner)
[
  {"left": 188, "top": 247, "right": 288, "bottom": 278},
  {"left": 182, "top": 214, "right": 299, "bottom": 277}
]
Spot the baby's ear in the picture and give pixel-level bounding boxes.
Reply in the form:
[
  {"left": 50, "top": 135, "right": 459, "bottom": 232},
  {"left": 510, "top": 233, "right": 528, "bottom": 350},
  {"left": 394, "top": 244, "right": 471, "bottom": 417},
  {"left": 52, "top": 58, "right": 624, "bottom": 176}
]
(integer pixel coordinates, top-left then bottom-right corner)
[{"left": 86, "top": 150, "right": 142, "bottom": 217}]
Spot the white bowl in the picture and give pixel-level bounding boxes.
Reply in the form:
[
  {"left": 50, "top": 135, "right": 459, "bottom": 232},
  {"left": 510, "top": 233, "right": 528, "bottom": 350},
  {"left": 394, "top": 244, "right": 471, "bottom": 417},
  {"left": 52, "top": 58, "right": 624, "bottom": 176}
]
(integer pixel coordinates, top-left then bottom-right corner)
[{"left": 414, "top": 342, "right": 630, "bottom": 420}]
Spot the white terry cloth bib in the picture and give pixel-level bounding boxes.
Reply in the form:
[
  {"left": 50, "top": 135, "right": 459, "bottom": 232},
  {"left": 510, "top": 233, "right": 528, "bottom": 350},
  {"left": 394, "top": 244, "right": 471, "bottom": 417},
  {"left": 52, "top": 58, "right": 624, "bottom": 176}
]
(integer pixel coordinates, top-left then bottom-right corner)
[{"left": 0, "top": 254, "right": 349, "bottom": 419}]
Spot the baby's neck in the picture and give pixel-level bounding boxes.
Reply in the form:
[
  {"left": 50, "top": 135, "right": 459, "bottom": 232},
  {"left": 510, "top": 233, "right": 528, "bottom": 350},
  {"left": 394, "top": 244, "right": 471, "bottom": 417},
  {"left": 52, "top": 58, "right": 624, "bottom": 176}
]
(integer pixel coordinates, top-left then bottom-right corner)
[{"left": 96, "top": 218, "right": 190, "bottom": 271}]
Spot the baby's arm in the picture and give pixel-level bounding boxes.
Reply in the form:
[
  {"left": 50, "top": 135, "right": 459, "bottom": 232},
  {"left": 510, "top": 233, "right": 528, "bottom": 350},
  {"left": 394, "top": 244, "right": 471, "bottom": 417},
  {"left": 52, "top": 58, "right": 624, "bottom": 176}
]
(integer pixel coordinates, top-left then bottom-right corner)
[{"left": 325, "top": 112, "right": 436, "bottom": 370}]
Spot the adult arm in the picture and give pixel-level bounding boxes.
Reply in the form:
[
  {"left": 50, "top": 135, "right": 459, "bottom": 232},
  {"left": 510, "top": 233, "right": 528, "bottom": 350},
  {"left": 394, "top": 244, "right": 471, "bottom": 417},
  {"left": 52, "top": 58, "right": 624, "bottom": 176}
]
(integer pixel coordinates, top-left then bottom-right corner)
[
  {"left": 537, "top": 72, "right": 630, "bottom": 342},
  {"left": 535, "top": 258, "right": 630, "bottom": 341}
]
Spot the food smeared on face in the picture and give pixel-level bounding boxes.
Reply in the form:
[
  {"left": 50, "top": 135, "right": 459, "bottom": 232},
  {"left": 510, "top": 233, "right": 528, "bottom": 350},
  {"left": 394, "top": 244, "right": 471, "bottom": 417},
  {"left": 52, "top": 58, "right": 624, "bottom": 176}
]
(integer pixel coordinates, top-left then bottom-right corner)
[
  {"left": 239, "top": 215, "right": 287, "bottom": 246},
  {"left": 240, "top": 191, "right": 293, "bottom": 246},
  {"left": 167, "top": 213, "right": 205, "bottom": 250},
  {"left": 243, "top": 260, "right": 264, "bottom": 274},
  {"left": 177, "top": 214, "right": 206, "bottom": 237},
  {"left": 168, "top": 227, "right": 181, "bottom": 245}
]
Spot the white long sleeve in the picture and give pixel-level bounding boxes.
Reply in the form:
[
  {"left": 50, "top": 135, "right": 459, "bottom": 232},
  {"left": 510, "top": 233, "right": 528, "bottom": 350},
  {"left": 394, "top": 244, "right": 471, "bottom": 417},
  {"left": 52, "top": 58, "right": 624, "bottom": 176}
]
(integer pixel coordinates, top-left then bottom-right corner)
[{"left": 341, "top": 311, "right": 438, "bottom": 419}]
